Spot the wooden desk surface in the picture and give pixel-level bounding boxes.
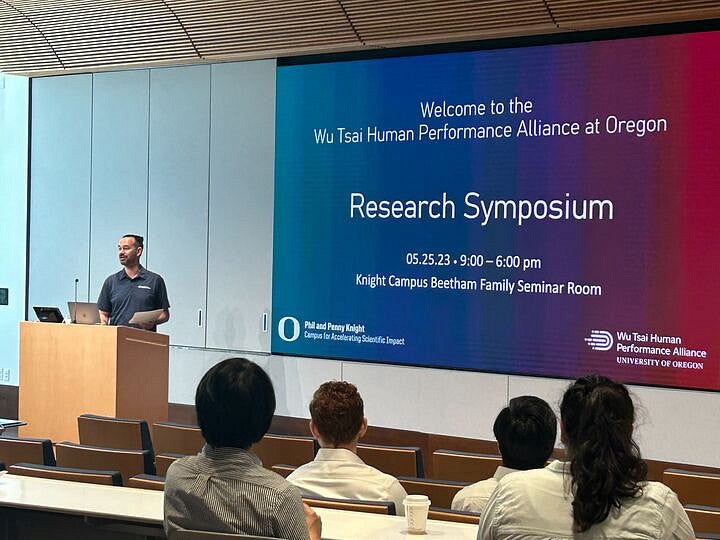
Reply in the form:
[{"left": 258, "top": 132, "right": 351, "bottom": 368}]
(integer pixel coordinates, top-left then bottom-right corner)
[{"left": 0, "top": 472, "right": 479, "bottom": 539}]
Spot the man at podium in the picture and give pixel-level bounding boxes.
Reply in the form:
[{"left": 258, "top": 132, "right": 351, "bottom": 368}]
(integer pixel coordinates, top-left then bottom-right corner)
[{"left": 97, "top": 234, "right": 170, "bottom": 331}]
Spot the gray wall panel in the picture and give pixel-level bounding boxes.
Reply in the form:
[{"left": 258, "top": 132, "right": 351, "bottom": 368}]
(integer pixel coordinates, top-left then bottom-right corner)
[
  {"left": 148, "top": 65, "right": 210, "bottom": 346},
  {"left": 90, "top": 70, "right": 150, "bottom": 300},
  {"left": 0, "top": 74, "right": 29, "bottom": 385},
  {"left": 206, "top": 60, "right": 276, "bottom": 352},
  {"left": 29, "top": 74, "right": 92, "bottom": 317}
]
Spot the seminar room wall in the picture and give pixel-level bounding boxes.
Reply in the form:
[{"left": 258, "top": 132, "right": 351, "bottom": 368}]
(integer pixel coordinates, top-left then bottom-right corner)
[
  {"left": 25, "top": 60, "right": 720, "bottom": 469},
  {"left": 0, "top": 74, "right": 29, "bottom": 388}
]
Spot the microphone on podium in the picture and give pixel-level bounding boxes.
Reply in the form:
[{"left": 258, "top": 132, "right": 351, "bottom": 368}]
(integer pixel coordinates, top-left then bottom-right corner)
[{"left": 73, "top": 278, "right": 79, "bottom": 323}]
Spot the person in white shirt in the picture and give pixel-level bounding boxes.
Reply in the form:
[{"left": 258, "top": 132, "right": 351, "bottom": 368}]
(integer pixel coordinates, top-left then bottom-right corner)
[
  {"left": 287, "top": 381, "right": 408, "bottom": 515},
  {"left": 452, "top": 395, "right": 557, "bottom": 515},
  {"left": 478, "top": 374, "right": 694, "bottom": 540}
]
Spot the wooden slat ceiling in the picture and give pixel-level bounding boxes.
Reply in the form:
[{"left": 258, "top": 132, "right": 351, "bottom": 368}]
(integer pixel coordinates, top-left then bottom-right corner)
[{"left": 1, "top": 0, "right": 719, "bottom": 75}]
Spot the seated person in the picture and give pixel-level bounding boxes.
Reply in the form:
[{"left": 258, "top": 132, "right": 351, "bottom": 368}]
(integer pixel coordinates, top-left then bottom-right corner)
[
  {"left": 452, "top": 395, "right": 557, "bottom": 514},
  {"left": 164, "top": 357, "right": 321, "bottom": 540},
  {"left": 478, "top": 375, "right": 694, "bottom": 539},
  {"left": 287, "top": 381, "right": 408, "bottom": 515}
]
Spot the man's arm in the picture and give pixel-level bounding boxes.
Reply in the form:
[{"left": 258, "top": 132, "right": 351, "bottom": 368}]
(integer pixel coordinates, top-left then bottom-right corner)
[{"left": 97, "top": 278, "right": 112, "bottom": 325}]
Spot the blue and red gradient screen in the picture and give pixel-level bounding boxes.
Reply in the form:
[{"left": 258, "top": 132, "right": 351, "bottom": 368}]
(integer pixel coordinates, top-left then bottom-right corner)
[{"left": 271, "top": 31, "right": 720, "bottom": 391}]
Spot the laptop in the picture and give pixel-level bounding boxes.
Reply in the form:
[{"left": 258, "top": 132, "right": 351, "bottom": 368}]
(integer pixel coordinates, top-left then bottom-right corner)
[
  {"left": 33, "top": 306, "right": 64, "bottom": 323},
  {"left": 67, "top": 301, "right": 101, "bottom": 324}
]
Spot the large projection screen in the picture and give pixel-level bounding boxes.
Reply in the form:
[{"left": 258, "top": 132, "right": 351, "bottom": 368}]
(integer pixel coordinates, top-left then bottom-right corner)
[{"left": 272, "top": 30, "right": 720, "bottom": 392}]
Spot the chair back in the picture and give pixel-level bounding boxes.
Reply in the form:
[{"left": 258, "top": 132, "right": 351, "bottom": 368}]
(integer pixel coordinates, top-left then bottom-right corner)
[
  {"left": 153, "top": 421, "right": 205, "bottom": 455},
  {"left": 0, "top": 436, "right": 56, "bottom": 467},
  {"left": 270, "top": 463, "right": 298, "bottom": 478},
  {"left": 357, "top": 443, "right": 424, "bottom": 477},
  {"left": 9, "top": 462, "right": 122, "bottom": 486},
  {"left": 251, "top": 434, "right": 317, "bottom": 468},
  {"left": 78, "top": 414, "right": 153, "bottom": 455},
  {"left": 172, "top": 529, "right": 275, "bottom": 539},
  {"left": 55, "top": 441, "right": 154, "bottom": 484},
  {"left": 156, "top": 452, "right": 185, "bottom": 476},
  {"left": 428, "top": 506, "right": 481, "bottom": 524},
  {"left": 398, "top": 476, "right": 469, "bottom": 508},
  {"left": 663, "top": 468, "right": 720, "bottom": 507},
  {"left": 127, "top": 473, "right": 166, "bottom": 490},
  {"left": 303, "top": 495, "right": 396, "bottom": 515},
  {"left": 685, "top": 505, "right": 720, "bottom": 535},
  {"left": 432, "top": 449, "right": 502, "bottom": 482}
]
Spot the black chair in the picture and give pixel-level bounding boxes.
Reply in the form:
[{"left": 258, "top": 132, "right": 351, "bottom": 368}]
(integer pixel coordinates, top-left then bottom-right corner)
[
  {"left": 357, "top": 443, "right": 424, "bottom": 478},
  {"left": 428, "top": 506, "right": 481, "bottom": 524},
  {"left": 153, "top": 421, "right": 205, "bottom": 456},
  {"left": 127, "top": 473, "right": 166, "bottom": 490},
  {"left": 303, "top": 495, "right": 396, "bottom": 515},
  {"left": 55, "top": 441, "right": 154, "bottom": 484},
  {"left": 171, "top": 530, "right": 275, "bottom": 539},
  {"left": 0, "top": 436, "right": 56, "bottom": 467},
  {"left": 251, "top": 434, "right": 318, "bottom": 469},
  {"left": 686, "top": 505, "right": 720, "bottom": 535},
  {"left": 398, "top": 476, "right": 470, "bottom": 508},
  {"left": 78, "top": 413, "right": 154, "bottom": 457},
  {"left": 9, "top": 462, "right": 123, "bottom": 486},
  {"left": 432, "top": 449, "right": 502, "bottom": 482},
  {"left": 663, "top": 468, "right": 720, "bottom": 507}
]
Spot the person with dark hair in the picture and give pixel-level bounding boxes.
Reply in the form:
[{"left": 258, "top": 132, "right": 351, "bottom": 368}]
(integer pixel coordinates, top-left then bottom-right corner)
[
  {"left": 287, "top": 381, "right": 408, "bottom": 515},
  {"left": 164, "top": 358, "right": 321, "bottom": 540},
  {"left": 97, "top": 234, "right": 169, "bottom": 330},
  {"left": 452, "top": 395, "right": 557, "bottom": 514},
  {"left": 478, "top": 375, "right": 693, "bottom": 539}
]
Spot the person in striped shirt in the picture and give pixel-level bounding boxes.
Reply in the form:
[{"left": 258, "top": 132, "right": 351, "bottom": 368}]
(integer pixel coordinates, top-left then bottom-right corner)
[{"left": 164, "top": 357, "right": 321, "bottom": 540}]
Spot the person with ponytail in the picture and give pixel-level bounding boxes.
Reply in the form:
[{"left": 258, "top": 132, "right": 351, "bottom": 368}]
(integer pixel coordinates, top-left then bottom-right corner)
[{"left": 478, "top": 374, "right": 693, "bottom": 539}]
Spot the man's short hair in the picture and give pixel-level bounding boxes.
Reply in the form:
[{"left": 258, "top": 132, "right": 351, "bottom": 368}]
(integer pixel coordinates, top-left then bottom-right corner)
[
  {"left": 195, "top": 357, "right": 276, "bottom": 449},
  {"left": 309, "top": 381, "right": 364, "bottom": 446},
  {"left": 122, "top": 234, "right": 144, "bottom": 248},
  {"left": 493, "top": 395, "right": 557, "bottom": 470}
]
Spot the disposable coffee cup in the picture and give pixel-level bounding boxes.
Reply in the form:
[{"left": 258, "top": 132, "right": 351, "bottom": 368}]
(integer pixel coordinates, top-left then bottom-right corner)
[{"left": 404, "top": 494, "right": 431, "bottom": 534}]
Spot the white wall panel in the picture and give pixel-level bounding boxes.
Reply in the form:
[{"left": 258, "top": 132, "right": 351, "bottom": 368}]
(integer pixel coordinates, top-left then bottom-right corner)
[
  {"left": 148, "top": 65, "right": 210, "bottom": 346},
  {"left": 169, "top": 349, "right": 341, "bottom": 419},
  {"left": 89, "top": 70, "right": 149, "bottom": 300},
  {"left": 629, "top": 385, "right": 720, "bottom": 467},
  {"left": 29, "top": 74, "right": 92, "bottom": 317},
  {"left": 0, "top": 74, "right": 29, "bottom": 386},
  {"left": 206, "top": 60, "right": 276, "bottom": 353},
  {"left": 343, "top": 362, "right": 508, "bottom": 439}
]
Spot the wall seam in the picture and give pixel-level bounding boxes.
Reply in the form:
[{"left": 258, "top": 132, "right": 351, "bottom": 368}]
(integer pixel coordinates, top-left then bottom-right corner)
[
  {"left": 87, "top": 74, "right": 94, "bottom": 300},
  {"left": 204, "top": 65, "right": 212, "bottom": 347}
]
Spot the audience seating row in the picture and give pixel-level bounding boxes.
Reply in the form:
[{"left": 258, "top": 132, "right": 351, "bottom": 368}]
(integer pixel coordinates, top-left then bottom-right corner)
[{"left": 3, "top": 413, "right": 720, "bottom": 532}]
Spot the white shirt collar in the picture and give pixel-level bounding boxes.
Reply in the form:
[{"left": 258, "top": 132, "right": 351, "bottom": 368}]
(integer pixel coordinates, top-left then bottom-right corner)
[
  {"left": 314, "top": 447, "right": 365, "bottom": 465},
  {"left": 493, "top": 465, "right": 518, "bottom": 480}
]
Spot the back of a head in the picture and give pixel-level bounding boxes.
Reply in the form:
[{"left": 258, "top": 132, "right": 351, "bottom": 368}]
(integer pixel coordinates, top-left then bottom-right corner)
[
  {"left": 309, "top": 381, "right": 364, "bottom": 446},
  {"left": 195, "top": 357, "right": 276, "bottom": 449},
  {"left": 493, "top": 395, "right": 557, "bottom": 470},
  {"left": 560, "top": 374, "right": 647, "bottom": 532}
]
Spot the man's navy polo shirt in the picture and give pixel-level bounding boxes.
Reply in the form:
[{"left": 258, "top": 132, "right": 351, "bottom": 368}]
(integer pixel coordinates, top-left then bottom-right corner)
[{"left": 97, "top": 266, "right": 170, "bottom": 329}]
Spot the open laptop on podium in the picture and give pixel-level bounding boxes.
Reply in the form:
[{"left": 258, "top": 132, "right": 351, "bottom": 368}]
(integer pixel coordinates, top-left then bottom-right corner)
[
  {"left": 32, "top": 306, "right": 64, "bottom": 323},
  {"left": 67, "top": 301, "right": 101, "bottom": 324}
]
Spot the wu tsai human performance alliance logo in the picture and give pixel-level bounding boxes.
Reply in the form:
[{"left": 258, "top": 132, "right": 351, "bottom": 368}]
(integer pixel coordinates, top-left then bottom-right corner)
[{"left": 584, "top": 330, "right": 614, "bottom": 351}]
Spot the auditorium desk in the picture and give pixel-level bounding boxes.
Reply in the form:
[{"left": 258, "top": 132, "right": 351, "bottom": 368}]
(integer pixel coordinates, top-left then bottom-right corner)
[{"left": 0, "top": 472, "right": 478, "bottom": 539}]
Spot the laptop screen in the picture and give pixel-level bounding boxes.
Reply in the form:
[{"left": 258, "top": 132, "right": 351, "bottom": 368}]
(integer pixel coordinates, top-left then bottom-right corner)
[{"left": 33, "top": 306, "right": 64, "bottom": 323}]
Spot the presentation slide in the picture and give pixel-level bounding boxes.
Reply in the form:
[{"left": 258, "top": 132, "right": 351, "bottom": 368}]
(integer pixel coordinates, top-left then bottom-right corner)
[{"left": 272, "top": 30, "right": 720, "bottom": 392}]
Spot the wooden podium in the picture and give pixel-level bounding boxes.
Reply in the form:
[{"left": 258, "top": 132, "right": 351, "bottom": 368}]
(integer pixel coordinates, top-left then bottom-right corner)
[{"left": 18, "top": 321, "right": 169, "bottom": 443}]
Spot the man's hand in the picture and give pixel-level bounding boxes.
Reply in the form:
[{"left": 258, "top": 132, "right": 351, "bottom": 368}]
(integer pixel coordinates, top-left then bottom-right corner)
[
  {"left": 137, "top": 321, "right": 156, "bottom": 331},
  {"left": 303, "top": 503, "right": 322, "bottom": 540}
]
